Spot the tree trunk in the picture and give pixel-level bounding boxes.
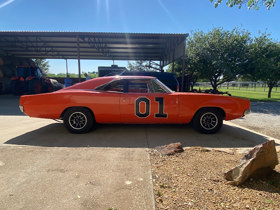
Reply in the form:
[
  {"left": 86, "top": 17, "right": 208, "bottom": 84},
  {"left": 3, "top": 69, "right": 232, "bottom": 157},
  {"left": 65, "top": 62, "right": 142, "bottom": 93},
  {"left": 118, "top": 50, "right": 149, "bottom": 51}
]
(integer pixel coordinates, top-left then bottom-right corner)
[
  {"left": 211, "top": 76, "right": 219, "bottom": 93},
  {"left": 212, "top": 81, "right": 218, "bottom": 92},
  {"left": 268, "top": 86, "right": 273, "bottom": 98},
  {"left": 213, "top": 85, "right": 218, "bottom": 92}
]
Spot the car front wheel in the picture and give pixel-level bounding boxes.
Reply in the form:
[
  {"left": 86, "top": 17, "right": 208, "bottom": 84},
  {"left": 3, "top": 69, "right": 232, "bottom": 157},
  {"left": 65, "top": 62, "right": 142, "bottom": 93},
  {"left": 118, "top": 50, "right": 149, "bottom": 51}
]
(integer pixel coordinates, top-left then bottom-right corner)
[
  {"left": 192, "top": 108, "right": 224, "bottom": 134},
  {"left": 63, "top": 108, "right": 94, "bottom": 134}
]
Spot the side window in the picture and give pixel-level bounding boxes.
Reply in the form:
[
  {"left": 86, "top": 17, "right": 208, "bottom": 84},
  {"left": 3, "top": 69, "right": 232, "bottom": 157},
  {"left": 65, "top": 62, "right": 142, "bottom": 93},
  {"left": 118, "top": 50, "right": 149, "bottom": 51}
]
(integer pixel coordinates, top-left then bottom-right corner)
[
  {"left": 96, "top": 80, "right": 125, "bottom": 92},
  {"left": 128, "top": 80, "right": 149, "bottom": 93}
]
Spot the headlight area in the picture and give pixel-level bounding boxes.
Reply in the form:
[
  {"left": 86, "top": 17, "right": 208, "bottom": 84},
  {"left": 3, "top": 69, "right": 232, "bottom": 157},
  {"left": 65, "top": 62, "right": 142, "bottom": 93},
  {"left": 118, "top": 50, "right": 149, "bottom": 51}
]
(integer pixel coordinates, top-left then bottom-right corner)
[
  {"left": 19, "top": 105, "right": 24, "bottom": 113},
  {"left": 243, "top": 109, "right": 251, "bottom": 116}
]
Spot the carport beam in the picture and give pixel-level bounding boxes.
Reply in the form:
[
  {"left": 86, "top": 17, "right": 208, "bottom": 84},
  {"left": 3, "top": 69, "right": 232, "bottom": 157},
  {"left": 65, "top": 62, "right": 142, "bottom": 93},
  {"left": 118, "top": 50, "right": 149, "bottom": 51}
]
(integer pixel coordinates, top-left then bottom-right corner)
[{"left": 77, "top": 35, "right": 81, "bottom": 82}]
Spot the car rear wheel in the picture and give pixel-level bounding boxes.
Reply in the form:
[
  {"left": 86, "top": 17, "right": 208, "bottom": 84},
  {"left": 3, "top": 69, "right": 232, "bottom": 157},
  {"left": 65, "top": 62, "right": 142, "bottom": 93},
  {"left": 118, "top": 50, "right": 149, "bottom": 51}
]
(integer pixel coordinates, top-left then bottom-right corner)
[
  {"left": 192, "top": 108, "right": 223, "bottom": 134},
  {"left": 63, "top": 108, "right": 94, "bottom": 134}
]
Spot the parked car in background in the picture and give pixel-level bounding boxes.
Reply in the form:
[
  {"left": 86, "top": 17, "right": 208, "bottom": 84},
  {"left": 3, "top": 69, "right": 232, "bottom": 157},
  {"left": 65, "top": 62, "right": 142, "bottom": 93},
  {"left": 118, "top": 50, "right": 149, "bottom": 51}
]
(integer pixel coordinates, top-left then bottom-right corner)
[{"left": 19, "top": 76, "right": 250, "bottom": 134}]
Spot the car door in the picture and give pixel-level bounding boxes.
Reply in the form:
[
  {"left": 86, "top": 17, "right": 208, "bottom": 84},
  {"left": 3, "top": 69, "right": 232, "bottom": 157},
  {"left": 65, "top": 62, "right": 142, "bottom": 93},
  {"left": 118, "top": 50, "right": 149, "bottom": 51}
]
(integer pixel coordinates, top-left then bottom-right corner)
[
  {"left": 93, "top": 79, "right": 125, "bottom": 123},
  {"left": 120, "top": 79, "right": 179, "bottom": 123}
]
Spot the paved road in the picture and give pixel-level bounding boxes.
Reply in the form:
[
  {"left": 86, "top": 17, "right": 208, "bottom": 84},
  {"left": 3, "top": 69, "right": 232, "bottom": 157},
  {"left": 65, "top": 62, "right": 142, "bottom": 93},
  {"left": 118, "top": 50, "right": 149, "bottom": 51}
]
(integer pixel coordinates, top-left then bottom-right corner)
[{"left": 0, "top": 95, "right": 279, "bottom": 209}]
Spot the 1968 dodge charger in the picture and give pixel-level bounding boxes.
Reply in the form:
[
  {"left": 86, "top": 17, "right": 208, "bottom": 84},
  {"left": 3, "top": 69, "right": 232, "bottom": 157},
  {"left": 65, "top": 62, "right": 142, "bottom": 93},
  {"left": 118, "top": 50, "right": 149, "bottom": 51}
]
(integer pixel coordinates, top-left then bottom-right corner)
[{"left": 19, "top": 76, "right": 250, "bottom": 134}]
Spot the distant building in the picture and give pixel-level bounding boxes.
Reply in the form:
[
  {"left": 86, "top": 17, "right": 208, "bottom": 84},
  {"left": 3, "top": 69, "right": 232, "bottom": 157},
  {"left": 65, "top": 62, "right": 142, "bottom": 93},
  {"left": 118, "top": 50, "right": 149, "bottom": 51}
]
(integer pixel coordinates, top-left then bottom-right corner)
[{"left": 98, "top": 65, "right": 127, "bottom": 77}]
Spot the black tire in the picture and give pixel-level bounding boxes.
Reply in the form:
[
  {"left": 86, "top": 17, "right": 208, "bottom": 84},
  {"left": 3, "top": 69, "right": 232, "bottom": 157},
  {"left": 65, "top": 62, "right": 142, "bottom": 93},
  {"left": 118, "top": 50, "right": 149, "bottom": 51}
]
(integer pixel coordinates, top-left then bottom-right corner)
[
  {"left": 192, "top": 108, "right": 224, "bottom": 134},
  {"left": 63, "top": 108, "right": 94, "bottom": 134}
]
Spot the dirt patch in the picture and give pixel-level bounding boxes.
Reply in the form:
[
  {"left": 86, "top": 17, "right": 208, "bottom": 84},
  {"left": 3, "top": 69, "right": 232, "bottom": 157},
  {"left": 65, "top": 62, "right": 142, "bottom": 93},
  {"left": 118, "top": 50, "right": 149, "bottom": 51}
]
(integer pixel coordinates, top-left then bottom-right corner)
[{"left": 150, "top": 147, "right": 280, "bottom": 209}]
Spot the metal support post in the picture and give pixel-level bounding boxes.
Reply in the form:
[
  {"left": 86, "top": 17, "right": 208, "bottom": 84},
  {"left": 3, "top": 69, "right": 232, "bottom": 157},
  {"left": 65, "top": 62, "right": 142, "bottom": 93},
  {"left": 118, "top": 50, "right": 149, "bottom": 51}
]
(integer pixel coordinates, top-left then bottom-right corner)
[
  {"left": 77, "top": 35, "right": 81, "bottom": 82},
  {"left": 181, "top": 41, "right": 186, "bottom": 92},
  {"left": 172, "top": 50, "right": 175, "bottom": 73},
  {"left": 65, "top": 59, "right": 68, "bottom": 75}
]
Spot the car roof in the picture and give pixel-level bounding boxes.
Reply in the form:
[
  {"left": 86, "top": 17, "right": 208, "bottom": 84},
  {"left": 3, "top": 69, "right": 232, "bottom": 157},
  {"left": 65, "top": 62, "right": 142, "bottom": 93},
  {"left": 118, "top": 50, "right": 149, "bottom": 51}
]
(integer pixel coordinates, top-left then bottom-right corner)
[
  {"left": 61, "top": 75, "right": 155, "bottom": 91},
  {"left": 114, "top": 75, "right": 155, "bottom": 79},
  {"left": 122, "top": 71, "right": 174, "bottom": 76}
]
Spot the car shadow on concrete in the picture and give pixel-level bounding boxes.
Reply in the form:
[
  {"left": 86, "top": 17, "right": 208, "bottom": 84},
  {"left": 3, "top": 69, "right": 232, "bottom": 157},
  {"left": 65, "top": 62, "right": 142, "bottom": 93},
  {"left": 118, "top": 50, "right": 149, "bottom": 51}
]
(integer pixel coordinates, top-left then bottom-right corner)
[{"left": 4, "top": 122, "right": 278, "bottom": 148}]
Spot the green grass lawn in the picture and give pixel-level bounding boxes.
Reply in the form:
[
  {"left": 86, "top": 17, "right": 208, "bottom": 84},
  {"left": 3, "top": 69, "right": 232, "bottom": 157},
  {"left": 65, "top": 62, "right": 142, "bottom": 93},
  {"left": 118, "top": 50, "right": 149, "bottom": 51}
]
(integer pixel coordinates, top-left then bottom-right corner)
[
  {"left": 219, "top": 88, "right": 280, "bottom": 102},
  {"left": 194, "top": 86, "right": 280, "bottom": 102}
]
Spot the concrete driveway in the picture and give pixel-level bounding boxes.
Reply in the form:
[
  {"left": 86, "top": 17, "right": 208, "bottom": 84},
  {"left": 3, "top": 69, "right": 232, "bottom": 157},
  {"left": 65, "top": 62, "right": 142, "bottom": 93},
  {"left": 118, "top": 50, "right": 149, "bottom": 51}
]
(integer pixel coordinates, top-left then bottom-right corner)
[{"left": 0, "top": 95, "right": 279, "bottom": 209}]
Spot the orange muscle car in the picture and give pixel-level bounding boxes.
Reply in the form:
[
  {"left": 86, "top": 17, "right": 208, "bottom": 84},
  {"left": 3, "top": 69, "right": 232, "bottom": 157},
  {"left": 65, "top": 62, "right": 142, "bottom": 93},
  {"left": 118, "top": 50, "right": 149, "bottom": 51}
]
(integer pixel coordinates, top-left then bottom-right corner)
[{"left": 19, "top": 76, "right": 250, "bottom": 134}]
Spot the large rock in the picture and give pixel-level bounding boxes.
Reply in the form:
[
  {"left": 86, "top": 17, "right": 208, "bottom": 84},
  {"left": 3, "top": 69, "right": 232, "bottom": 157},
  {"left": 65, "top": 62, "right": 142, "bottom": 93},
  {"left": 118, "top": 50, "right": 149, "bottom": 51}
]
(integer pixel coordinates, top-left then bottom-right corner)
[
  {"left": 155, "top": 142, "right": 184, "bottom": 155},
  {"left": 224, "top": 140, "right": 279, "bottom": 186}
]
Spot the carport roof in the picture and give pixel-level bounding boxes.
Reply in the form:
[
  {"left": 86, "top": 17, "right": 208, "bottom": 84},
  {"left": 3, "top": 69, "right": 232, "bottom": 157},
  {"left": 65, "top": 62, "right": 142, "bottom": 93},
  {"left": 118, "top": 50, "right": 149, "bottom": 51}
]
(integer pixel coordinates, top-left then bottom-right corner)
[{"left": 0, "top": 31, "right": 187, "bottom": 66}]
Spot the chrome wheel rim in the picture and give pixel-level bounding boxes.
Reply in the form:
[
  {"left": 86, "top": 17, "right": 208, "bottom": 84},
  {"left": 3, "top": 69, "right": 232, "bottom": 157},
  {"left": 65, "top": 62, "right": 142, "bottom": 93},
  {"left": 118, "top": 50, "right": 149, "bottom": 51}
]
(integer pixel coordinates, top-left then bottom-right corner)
[
  {"left": 69, "top": 112, "right": 87, "bottom": 130},
  {"left": 200, "top": 112, "right": 218, "bottom": 130}
]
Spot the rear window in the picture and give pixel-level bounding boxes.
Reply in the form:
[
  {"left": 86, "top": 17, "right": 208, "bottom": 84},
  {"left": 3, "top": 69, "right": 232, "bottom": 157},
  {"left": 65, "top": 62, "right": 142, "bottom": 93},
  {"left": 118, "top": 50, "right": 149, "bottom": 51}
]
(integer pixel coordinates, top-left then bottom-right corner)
[{"left": 95, "top": 79, "right": 125, "bottom": 92}]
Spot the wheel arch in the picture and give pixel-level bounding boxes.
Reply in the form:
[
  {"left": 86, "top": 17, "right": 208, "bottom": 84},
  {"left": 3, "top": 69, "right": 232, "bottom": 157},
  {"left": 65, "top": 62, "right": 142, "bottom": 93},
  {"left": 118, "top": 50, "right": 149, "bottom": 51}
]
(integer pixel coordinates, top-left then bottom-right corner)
[
  {"left": 60, "top": 106, "right": 95, "bottom": 121},
  {"left": 192, "top": 107, "right": 225, "bottom": 122}
]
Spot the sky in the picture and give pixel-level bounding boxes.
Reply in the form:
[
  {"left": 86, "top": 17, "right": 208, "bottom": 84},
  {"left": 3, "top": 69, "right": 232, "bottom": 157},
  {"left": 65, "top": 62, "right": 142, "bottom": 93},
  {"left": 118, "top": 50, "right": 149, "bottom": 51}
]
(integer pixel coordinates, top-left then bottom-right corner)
[{"left": 0, "top": 0, "right": 279, "bottom": 74}]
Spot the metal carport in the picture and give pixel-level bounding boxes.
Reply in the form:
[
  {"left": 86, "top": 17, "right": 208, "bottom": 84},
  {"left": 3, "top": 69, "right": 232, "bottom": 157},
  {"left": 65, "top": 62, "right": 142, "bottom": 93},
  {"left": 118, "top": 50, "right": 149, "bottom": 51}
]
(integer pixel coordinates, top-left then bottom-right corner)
[{"left": 0, "top": 31, "right": 187, "bottom": 84}]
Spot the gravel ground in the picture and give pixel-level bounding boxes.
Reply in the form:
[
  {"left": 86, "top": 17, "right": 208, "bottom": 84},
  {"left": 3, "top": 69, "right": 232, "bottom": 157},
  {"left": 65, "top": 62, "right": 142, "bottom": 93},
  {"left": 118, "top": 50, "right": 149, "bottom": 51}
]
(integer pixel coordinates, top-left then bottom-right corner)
[
  {"left": 150, "top": 102, "right": 280, "bottom": 209},
  {"left": 150, "top": 148, "right": 280, "bottom": 209}
]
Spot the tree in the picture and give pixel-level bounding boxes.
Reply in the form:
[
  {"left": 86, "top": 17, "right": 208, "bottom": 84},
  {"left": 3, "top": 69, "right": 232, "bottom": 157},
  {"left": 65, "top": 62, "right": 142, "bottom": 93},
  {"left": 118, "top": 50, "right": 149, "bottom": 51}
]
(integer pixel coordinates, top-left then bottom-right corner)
[
  {"left": 32, "top": 59, "right": 50, "bottom": 74},
  {"left": 167, "top": 55, "right": 201, "bottom": 91},
  {"left": 247, "top": 35, "right": 280, "bottom": 98},
  {"left": 127, "top": 60, "right": 161, "bottom": 72},
  {"left": 186, "top": 28, "right": 251, "bottom": 91},
  {"left": 127, "top": 60, "right": 149, "bottom": 71},
  {"left": 210, "top": 0, "right": 276, "bottom": 9}
]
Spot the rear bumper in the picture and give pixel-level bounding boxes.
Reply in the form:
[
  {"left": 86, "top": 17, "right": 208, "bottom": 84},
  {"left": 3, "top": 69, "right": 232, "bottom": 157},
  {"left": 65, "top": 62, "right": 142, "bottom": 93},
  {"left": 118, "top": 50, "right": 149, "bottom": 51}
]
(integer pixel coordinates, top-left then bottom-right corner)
[{"left": 243, "top": 109, "right": 251, "bottom": 116}]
